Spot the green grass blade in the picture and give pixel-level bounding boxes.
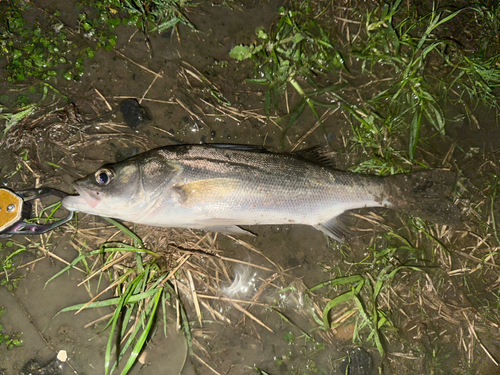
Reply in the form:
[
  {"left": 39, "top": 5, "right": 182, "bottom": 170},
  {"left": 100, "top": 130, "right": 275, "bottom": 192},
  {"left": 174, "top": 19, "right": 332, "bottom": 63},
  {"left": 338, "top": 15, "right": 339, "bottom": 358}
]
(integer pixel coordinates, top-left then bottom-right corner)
[
  {"left": 44, "top": 254, "right": 88, "bottom": 289},
  {"left": 321, "top": 290, "right": 356, "bottom": 330},
  {"left": 54, "top": 288, "right": 160, "bottom": 316},
  {"left": 120, "top": 289, "right": 162, "bottom": 375},
  {"left": 321, "top": 278, "right": 364, "bottom": 330},
  {"left": 307, "top": 275, "right": 364, "bottom": 294},
  {"left": 271, "top": 308, "right": 312, "bottom": 340},
  {"left": 103, "top": 217, "right": 144, "bottom": 248},
  {"left": 409, "top": 105, "right": 422, "bottom": 160},
  {"left": 104, "top": 277, "right": 141, "bottom": 375},
  {"left": 280, "top": 98, "right": 306, "bottom": 150}
]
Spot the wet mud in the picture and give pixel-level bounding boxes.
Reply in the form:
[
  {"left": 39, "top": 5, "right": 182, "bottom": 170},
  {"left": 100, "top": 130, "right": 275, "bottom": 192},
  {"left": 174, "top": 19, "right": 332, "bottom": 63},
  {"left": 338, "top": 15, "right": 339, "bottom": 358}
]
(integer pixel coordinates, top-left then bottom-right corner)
[{"left": 1, "top": 0, "right": 500, "bottom": 375}]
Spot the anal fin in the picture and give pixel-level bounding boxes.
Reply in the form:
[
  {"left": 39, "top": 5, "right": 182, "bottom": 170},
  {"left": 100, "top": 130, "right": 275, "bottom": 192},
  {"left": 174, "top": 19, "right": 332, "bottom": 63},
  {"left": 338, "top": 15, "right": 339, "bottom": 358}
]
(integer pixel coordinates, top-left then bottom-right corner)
[{"left": 314, "top": 216, "right": 350, "bottom": 242}]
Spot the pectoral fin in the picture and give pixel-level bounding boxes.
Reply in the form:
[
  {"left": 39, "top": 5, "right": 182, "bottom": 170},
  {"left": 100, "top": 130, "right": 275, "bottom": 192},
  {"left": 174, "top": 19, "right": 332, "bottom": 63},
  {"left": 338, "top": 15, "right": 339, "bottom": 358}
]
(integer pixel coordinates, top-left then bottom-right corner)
[{"left": 174, "top": 178, "right": 241, "bottom": 207}]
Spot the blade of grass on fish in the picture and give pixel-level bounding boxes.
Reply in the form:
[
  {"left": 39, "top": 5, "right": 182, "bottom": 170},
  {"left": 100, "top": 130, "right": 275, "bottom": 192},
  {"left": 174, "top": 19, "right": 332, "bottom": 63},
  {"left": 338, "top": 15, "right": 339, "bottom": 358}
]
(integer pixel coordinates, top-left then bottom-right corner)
[
  {"left": 103, "top": 217, "right": 143, "bottom": 248},
  {"left": 120, "top": 289, "right": 162, "bottom": 375}
]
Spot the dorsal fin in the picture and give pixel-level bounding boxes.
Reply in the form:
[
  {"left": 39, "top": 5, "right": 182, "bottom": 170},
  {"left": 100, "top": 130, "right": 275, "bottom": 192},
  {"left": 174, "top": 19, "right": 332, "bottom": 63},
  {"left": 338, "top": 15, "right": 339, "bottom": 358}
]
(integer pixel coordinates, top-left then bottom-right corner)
[
  {"left": 210, "top": 144, "right": 269, "bottom": 153},
  {"left": 295, "top": 146, "right": 337, "bottom": 168}
]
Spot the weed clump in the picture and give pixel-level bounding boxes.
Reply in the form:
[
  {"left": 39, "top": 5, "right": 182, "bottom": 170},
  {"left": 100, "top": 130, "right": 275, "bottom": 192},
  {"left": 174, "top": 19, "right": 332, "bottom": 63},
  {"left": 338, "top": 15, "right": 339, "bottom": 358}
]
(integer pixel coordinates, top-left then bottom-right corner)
[
  {"left": 231, "top": 0, "right": 500, "bottom": 172},
  {"left": 1, "top": 1, "right": 94, "bottom": 83},
  {"left": 230, "top": 3, "right": 346, "bottom": 149}
]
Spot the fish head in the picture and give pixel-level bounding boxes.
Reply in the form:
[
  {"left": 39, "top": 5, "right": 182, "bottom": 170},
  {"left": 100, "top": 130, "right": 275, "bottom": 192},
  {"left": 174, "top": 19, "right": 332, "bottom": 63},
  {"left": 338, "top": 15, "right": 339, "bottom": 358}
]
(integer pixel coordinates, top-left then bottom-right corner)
[{"left": 62, "top": 160, "right": 148, "bottom": 218}]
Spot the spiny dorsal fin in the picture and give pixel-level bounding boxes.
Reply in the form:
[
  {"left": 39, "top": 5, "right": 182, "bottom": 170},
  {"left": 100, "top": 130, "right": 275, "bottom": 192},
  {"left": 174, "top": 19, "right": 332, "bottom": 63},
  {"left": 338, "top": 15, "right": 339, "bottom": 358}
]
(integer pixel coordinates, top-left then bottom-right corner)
[
  {"left": 210, "top": 144, "right": 269, "bottom": 153},
  {"left": 295, "top": 146, "right": 338, "bottom": 168}
]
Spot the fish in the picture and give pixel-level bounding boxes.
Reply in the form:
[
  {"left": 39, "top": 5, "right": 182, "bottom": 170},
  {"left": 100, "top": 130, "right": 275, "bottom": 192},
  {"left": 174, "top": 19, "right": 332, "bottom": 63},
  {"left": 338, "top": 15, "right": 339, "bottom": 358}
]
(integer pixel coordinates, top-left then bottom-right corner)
[{"left": 62, "top": 144, "right": 461, "bottom": 240}]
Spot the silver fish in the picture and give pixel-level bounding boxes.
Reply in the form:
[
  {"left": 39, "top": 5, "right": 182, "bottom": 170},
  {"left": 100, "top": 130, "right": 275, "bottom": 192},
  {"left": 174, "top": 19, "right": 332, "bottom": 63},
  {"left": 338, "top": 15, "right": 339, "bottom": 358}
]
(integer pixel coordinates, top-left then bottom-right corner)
[{"left": 62, "top": 144, "right": 460, "bottom": 240}]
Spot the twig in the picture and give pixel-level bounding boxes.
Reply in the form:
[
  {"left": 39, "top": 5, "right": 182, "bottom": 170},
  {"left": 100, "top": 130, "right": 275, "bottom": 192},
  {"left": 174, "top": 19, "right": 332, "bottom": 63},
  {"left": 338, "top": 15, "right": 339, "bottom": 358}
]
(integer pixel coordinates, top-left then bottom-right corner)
[
  {"left": 37, "top": 246, "right": 86, "bottom": 273},
  {"left": 139, "top": 71, "right": 163, "bottom": 104},
  {"left": 193, "top": 353, "right": 222, "bottom": 375},
  {"left": 114, "top": 51, "right": 163, "bottom": 78},
  {"left": 231, "top": 302, "right": 275, "bottom": 333},
  {"left": 94, "top": 88, "right": 112, "bottom": 111},
  {"left": 113, "top": 96, "right": 175, "bottom": 104},
  {"left": 186, "top": 270, "right": 203, "bottom": 328},
  {"left": 197, "top": 294, "right": 269, "bottom": 307},
  {"left": 463, "top": 312, "right": 499, "bottom": 366}
]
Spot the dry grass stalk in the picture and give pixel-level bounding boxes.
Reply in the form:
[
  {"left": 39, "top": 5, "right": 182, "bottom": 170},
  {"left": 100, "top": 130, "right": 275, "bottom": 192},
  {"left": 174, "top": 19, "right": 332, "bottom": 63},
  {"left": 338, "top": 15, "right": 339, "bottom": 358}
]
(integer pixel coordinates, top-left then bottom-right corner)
[
  {"left": 113, "top": 96, "right": 175, "bottom": 105},
  {"left": 231, "top": 302, "right": 274, "bottom": 334},
  {"left": 94, "top": 88, "right": 112, "bottom": 111},
  {"left": 193, "top": 353, "right": 222, "bottom": 375},
  {"left": 37, "top": 245, "right": 86, "bottom": 273},
  {"left": 187, "top": 270, "right": 203, "bottom": 327},
  {"left": 290, "top": 107, "right": 339, "bottom": 152},
  {"left": 114, "top": 50, "right": 163, "bottom": 78},
  {"left": 75, "top": 272, "right": 130, "bottom": 315},
  {"left": 139, "top": 70, "right": 163, "bottom": 105},
  {"left": 78, "top": 251, "right": 132, "bottom": 287},
  {"left": 463, "top": 312, "right": 499, "bottom": 366}
]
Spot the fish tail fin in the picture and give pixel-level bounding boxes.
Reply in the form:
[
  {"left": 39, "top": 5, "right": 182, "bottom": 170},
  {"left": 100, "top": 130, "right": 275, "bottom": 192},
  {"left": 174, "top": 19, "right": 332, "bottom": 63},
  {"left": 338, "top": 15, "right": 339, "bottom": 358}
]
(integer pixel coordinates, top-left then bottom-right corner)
[{"left": 385, "top": 170, "right": 461, "bottom": 225}]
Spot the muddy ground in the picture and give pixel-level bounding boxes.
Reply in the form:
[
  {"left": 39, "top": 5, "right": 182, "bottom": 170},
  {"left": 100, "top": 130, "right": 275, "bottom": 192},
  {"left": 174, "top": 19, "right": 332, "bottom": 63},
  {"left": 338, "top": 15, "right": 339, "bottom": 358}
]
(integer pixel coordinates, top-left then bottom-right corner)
[{"left": 1, "top": 1, "right": 500, "bottom": 374}]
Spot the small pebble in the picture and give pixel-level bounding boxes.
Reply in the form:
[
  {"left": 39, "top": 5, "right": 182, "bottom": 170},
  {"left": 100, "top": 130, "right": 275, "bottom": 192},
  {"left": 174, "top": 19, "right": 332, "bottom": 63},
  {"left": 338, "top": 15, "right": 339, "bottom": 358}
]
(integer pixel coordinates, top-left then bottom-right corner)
[
  {"left": 57, "top": 350, "right": 67, "bottom": 362},
  {"left": 138, "top": 350, "right": 148, "bottom": 365}
]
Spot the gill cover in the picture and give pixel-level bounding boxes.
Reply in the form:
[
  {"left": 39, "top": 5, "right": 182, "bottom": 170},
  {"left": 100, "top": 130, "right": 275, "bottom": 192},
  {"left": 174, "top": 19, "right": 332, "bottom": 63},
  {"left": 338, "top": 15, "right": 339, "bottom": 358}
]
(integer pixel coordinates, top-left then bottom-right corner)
[{"left": 62, "top": 152, "right": 181, "bottom": 220}]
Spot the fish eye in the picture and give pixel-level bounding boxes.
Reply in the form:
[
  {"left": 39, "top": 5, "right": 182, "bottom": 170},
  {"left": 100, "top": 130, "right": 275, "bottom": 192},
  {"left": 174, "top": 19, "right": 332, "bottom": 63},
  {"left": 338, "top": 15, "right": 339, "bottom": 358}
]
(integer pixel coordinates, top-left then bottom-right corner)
[{"left": 95, "top": 168, "right": 115, "bottom": 186}]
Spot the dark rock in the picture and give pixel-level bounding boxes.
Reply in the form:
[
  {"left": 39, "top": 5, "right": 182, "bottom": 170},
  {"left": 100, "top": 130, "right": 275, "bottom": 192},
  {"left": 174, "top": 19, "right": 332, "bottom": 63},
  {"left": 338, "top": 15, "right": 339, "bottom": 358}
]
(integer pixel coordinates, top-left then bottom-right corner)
[
  {"left": 20, "top": 358, "right": 62, "bottom": 375},
  {"left": 339, "top": 347, "right": 373, "bottom": 375},
  {"left": 120, "top": 98, "right": 152, "bottom": 130}
]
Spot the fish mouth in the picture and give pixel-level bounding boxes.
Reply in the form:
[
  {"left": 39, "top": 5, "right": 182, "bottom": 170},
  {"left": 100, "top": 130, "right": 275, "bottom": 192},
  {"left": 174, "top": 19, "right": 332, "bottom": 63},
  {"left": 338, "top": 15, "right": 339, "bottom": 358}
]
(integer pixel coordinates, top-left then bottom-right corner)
[{"left": 62, "top": 183, "right": 102, "bottom": 211}]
